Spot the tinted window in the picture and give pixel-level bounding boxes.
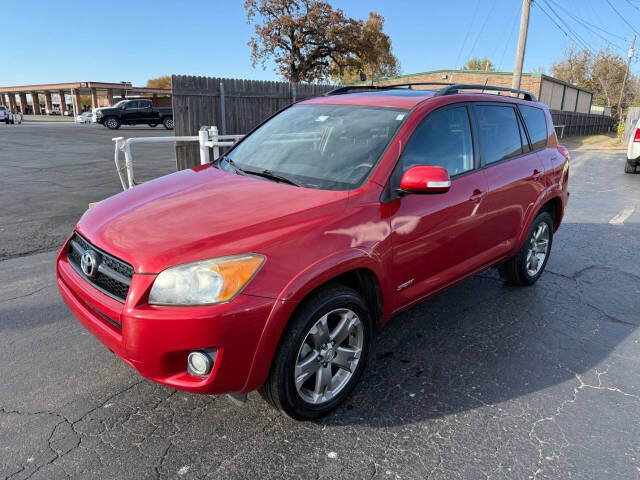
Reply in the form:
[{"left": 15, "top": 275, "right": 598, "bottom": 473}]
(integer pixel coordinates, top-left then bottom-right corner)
[
  {"left": 401, "top": 106, "right": 473, "bottom": 176},
  {"left": 475, "top": 105, "right": 525, "bottom": 164},
  {"left": 519, "top": 105, "right": 548, "bottom": 150},
  {"left": 140, "top": 100, "right": 151, "bottom": 108},
  {"left": 125, "top": 101, "right": 139, "bottom": 109},
  {"left": 224, "top": 104, "right": 407, "bottom": 190}
]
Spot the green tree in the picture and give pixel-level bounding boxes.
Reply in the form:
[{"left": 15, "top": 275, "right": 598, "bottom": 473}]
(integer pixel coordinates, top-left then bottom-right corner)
[
  {"left": 244, "top": 0, "right": 398, "bottom": 83},
  {"left": 463, "top": 57, "right": 495, "bottom": 71}
]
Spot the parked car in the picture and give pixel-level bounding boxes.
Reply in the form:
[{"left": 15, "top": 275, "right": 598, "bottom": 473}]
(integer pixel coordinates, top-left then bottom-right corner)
[
  {"left": 46, "top": 108, "right": 61, "bottom": 115},
  {"left": 75, "top": 111, "right": 94, "bottom": 124},
  {"left": 0, "top": 106, "right": 21, "bottom": 124},
  {"left": 94, "top": 99, "right": 173, "bottom": 130},
  {"left": 56, "top": 84, "right": 570, "bottom": 420},
  {"left": 625, "top": 117, "right": 640, "bottom": 173}
]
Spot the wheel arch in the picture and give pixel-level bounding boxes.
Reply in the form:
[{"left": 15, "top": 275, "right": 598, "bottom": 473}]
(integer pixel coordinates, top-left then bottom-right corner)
[{"left": 241, "top": 250, "right": 389, "bottom": 393}]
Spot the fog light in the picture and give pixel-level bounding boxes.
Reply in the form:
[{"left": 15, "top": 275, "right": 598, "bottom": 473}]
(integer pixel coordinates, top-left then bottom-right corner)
[{"left": 187, "top": 351, "right": 213, "bottom": 376}]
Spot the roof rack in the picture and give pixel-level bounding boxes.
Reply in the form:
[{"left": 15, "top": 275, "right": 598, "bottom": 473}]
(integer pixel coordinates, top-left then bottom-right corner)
[
  {"left": 325, "top": 82, "right": 453, "bottom": 96},
  {"left": 434, "top": 84, "right": 537, "bottom": 101},
  {"left": 325, "top": 82, "right": 537, "bottom": 102}
]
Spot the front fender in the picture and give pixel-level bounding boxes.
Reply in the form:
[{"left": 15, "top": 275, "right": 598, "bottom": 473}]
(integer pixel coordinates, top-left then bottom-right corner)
[{"left": 240, "top": 248, "right": 390, "bottom": 393}]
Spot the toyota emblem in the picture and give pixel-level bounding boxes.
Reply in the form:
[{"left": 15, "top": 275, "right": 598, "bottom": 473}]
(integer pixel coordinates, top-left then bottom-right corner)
[{"left": 80, "top": 250, "right": 99, "bottom": 278}]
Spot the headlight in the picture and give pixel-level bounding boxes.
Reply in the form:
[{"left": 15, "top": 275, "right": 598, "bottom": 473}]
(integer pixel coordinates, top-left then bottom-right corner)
[{"left": 148, "top": 254, "right": 265, "bottom": 305}]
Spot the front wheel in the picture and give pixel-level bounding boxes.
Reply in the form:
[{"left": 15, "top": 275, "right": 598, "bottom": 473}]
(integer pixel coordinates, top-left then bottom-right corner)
[
  {"left": 104, "top": 117, "right": 121, "bottom": 129},
  {"left": 259, "top": 284, "right": 372, "bottom": 420},
  {"left": 499, "top": 211, "right": 554, "bottom": 286},
  {"left": 162, "top": 117, "right": 174, "bottom": 130}
]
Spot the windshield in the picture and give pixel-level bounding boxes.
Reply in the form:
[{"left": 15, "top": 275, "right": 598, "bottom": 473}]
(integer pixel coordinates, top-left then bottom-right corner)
[
  {"left": 112, "top": 100, "right": 127, "bottom": 108},
  {"left": 221, "top": 104, "right": 408, "bottom": 190}
]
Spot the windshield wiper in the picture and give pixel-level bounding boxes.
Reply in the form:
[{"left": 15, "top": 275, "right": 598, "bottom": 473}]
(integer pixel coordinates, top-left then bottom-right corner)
[
  {"left": 217, "top": 157, "right": 300, "bottom": 187},
  {"left": 242, "top": 169, "right": 301, "bottom": 187},
  {"left": 216, "top": 156, "right": 246, "bottom": 175}
]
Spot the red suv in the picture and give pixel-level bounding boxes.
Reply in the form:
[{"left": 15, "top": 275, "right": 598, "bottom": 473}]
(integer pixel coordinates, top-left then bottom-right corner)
[{"left": 56, "top": 84, "right": 570, "bottom": 419}]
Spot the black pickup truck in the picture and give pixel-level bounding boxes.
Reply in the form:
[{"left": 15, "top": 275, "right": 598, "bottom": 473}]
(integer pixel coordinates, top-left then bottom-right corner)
[{"left": 95, "top": 99, "right": 173, "bottom": 130}]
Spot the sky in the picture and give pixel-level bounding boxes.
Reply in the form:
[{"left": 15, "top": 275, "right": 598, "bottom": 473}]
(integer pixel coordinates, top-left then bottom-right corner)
[{"left": 2, "top": 0, "right": 639, "bottom": 87}]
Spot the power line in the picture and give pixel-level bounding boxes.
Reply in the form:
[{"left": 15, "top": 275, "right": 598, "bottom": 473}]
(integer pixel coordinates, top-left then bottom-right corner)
[
  {"left": 605, "top": 0, "right": 640, "bottom": 37},
  {"left": 547, "top": 0, "right": 627, "bottom": 52},
  {"left": 542, "top": 0, "right": 596, "bottom": 53},
  {"left": 466, "top": 0, "right": 498, "bottom": 65},
  {"left": 498, "top": 7, "right": 521, "bottom": 71},
  {"left": 454, "top": 1, "right": 481, "bottom": 69},
  {"left": 491, "top": 1, "right": 520, "bottom": 65},
  {"left": 624, "top": 0, "right": 640, "bottom": 13},
  {"left": 535, "top": 1, "right": 594, "bottom": 54}
]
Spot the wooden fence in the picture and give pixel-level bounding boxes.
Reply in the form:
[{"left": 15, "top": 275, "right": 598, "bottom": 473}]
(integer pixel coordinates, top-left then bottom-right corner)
[
  {"left": 171, "top": 75, "right": 334, "bottom": 168},
  {"left": 550, "top": 110, "right": 615, "bottom": 138}
]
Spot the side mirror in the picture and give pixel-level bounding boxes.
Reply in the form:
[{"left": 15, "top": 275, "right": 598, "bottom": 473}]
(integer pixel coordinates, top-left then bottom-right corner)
[{"left": 399, "top": 165, "right": 451, "bottom": 194}]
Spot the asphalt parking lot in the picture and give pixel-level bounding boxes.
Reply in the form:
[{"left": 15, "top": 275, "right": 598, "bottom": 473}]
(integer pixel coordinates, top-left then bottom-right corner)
[{"left": 1, "top": 124, "right": 639, "bottom": 479}]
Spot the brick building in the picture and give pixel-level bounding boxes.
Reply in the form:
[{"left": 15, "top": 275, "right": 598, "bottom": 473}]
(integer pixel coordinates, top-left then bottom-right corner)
[{"left": 373, "top": 70, "right": 593, "bottom": 114}]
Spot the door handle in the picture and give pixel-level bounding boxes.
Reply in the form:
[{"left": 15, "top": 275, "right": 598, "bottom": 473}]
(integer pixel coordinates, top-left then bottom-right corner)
[{"left": 469, "top": 189, "right": 486, "bottom": 203}]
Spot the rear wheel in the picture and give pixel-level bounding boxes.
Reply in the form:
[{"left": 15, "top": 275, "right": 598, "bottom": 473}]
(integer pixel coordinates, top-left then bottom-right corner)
[
  {"left": 624, "top": 161, "right": 637, "bottom": 174},
  {"left": 259, "top": 284, "right": 372, "bottom": 420},
  {"left": 499, "top": 211, "right": 554, "bottom": 286},
  {"left": 162, "top": 117, "right": 174, "bottom": 130},
  {"left": 105, "top": 117, "right": 121, "bottom": 129}
]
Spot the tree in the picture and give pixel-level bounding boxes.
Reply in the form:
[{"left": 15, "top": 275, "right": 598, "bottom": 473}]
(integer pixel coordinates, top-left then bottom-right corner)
[
  {"left": 551, "top": 45, "right": 638, "bottom": 116},
  {"left": 145, "top": 76, "right": 172, "bottom": 89},
  {"left": 463, "top": 57, "right": 495, "bottom": 71},
  {"left": 328, "top": 12, "right": 400, "bottom": 84},
  {"left": 244, "top": 0, "right": 399, "bottom": 83},
  {"left": 550, "top": 45, "right": 591, "bottom": 86}
]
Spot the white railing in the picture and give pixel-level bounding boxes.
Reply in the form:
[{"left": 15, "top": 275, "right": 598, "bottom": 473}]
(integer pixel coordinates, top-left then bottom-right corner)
[{"left": 112, "top": 126, "right": 244, "bottom": 190}]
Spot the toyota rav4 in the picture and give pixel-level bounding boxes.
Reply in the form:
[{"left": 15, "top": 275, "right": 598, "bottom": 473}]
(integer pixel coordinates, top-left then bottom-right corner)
[{"left": 56, "top": 84, "right": 570, "bottom": 420}]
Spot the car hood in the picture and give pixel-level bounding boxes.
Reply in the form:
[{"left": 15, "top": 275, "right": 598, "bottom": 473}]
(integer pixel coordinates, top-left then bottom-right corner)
[{"left": 76, "top": 165, "right": 349, "bottom": 273}]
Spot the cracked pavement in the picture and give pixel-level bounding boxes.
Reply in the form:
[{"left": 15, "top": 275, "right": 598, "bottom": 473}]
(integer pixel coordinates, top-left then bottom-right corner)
[{"left": 1, "top": 124, "right": 639, "bottom": 479}]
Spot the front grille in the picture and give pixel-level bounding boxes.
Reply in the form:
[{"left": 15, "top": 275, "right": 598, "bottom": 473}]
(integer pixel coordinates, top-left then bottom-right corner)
[{"left": 67, "top": 232, "right": 134, "bottom": 303}]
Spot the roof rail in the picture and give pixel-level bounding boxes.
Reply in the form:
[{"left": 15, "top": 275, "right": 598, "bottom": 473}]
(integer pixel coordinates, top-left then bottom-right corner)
[
  {"left": 325, "top": 82, "right": 453, "bottom": 96},
  {"left": 434, "top": 84, "right": 537, "bottom": 101}
]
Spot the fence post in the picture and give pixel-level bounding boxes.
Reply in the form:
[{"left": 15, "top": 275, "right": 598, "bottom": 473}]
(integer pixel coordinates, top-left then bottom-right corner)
[
  {"left": 211, "top": 126, "right": 220, "bottom": 161},
  {"left": 198, "top": 127, "right": 210, "bottom": 165},
  {"left": 219, "top": 82, "right": 227, "bottom": 135}
]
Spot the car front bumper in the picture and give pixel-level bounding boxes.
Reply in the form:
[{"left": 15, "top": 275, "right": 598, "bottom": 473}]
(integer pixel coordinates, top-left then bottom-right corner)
[{"left": 56, "top": 240, "right": 276, "bottom": 394}]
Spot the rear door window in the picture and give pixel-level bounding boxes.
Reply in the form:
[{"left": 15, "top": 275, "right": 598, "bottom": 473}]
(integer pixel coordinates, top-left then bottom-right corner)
[
  {"left": 474, "top": 105, "right": 526, "bottom": 165},
  {"left": 519, "top": 105, "right": 548, "bottom": 151},
  {"left": 401, "top": 106, "right": 474, "bottom": 176}
]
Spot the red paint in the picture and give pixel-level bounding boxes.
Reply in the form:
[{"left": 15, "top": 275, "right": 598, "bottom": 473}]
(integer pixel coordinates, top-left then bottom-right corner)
[
  {"left": 400, "top": 165, "right": 451, "bottom": 193},
  {"left": 57, "top": 91, "right": 569, "bottom": 395}
]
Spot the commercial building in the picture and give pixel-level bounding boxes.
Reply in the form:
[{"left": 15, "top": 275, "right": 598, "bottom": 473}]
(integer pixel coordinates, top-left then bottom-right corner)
[
  {"left": 0, "top": 81, "right": 171, "bottom": 115},
  {"left": 374, "top": 70, "right": 594, "bottom": 114}
]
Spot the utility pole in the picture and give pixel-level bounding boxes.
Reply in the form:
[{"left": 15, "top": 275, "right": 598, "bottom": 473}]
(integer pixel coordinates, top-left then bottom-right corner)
[
  {"left": 616, "top": 34, "right": 636, "bottom": 119},
  {"left": 512, "top": 0, "right": 532, "bottom": 91}
]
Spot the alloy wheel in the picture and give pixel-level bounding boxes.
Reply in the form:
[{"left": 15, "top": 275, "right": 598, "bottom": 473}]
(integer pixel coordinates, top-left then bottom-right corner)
[
  {"left": 526, "top": 222, "right": 550, "bottom": 276},
  {"left": 294, "top": 308, "right": 364, "bottom": 405}
]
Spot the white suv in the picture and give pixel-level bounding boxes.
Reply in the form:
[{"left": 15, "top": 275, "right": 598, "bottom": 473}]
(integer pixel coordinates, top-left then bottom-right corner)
[{"left": 626, "top": 117, "right": 640, "bottom": 174}]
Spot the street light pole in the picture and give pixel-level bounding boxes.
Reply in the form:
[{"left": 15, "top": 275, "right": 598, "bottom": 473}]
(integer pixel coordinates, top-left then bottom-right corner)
[
  {"left": 616, "top": 34, "right": 636, "bottom": 119},
  {"left": 512, "top": 0, "right": 532, "bottom": 91}
]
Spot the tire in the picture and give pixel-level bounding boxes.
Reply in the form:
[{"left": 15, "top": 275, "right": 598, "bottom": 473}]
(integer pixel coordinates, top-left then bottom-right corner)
[
  {"left": 105, "top": 117, "right": 121, "bottom": 130},
  {"left": 499, "top": 211, "right": 554, "bottom": 286},
  {"left": 148, "top": 123, "right": 158, "bottom": 128},
  {"left": 4, "top": 119, "right": 8, "bottom": 125},
  {"left": 624, "top": 161, "right": 637, "bottom": 174},
  {"left": 162, "top": 117, "right": 174, "bottom": 130},
  {"left": 259, "top": 284, "right": 372, "bottom": 420}
]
